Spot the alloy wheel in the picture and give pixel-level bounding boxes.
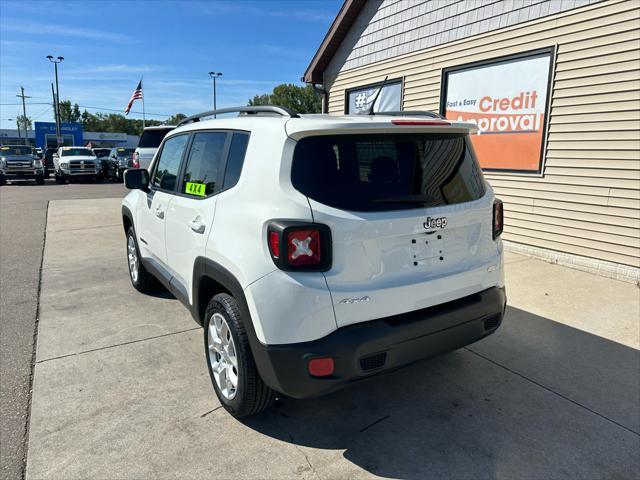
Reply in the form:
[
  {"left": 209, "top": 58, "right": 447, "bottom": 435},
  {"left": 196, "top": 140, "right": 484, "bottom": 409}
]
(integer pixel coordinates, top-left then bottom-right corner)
[
  {"left": 208, "top": 313, "right": 238, "bottom": 400},
  {"left": 127, "top": 235, "right": 139, "bottom": 283}
]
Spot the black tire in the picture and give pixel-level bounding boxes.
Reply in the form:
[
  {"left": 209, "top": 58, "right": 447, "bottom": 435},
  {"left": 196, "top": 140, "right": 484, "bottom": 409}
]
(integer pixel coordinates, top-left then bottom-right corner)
[
  {"left": 55, "top": 171, "right": 65, "bottom": 184},
  {"left": 204, "top": 293, "right": 275, "bottom": 418},
  {"left": 35, "top": 175, "right": 45, "bottom": 185},
  {"left": 126, "top": 226, "right": 157, "bottom": 293}
]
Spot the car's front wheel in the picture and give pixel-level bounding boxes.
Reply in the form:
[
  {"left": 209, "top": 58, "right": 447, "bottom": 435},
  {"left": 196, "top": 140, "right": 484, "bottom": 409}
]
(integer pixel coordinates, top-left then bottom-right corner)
[
  {"left": 126, "top": 226, "right": 157, "bottom": 293},
  {"left": 204, "top": 293, "right": 275, "bottom": 418}
]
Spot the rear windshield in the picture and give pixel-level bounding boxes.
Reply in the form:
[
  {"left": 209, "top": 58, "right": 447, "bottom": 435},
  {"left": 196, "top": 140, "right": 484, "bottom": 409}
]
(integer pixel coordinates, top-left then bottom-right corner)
[
  {"left": 116, "top": 148, "right": 134, "bottom": 156},
  {"left": 291, "top": 133, "right": 486, "bottom": 212},
  {"left": 1, "top": 146, "right": 32, "bottom": 156},
  {"left": 93, "top": 149, "right": 110, "bottom": 157},
  {"left": 138, "top": 129, "right": 173, "bottom": 148},
  {"left": 62, "top": 148, "right": 93, "bottom": 157}
]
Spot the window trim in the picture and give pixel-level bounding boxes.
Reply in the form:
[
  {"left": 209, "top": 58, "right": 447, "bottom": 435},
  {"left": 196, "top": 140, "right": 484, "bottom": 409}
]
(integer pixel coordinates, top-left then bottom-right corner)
[
  {"left": 343, "top": 77, "right": 404, "bottom": 115},
  {"left": 149, "top": 133, "right": 191, "bottom": 194},
  {"left": 439, "top": 46, "right": 556, "bottom": 176},
  {"left": 174, "top": 130, "right": 231, "bottom": 200},
  {"left": 220, "top": 131, "right": 250, "bottom": 191}
]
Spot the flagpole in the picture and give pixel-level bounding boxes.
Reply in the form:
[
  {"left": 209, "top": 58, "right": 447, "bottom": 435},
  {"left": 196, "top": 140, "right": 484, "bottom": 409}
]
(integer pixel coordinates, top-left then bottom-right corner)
[{"left": 141, "top": 76, "right": 146, "bottom": 128}]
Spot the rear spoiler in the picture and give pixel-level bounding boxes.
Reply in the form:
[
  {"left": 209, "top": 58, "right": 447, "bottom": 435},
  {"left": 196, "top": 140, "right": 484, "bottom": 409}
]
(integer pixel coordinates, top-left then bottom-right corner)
[{"left": 285, "top": 117, "right": 478, "bottom": 140}]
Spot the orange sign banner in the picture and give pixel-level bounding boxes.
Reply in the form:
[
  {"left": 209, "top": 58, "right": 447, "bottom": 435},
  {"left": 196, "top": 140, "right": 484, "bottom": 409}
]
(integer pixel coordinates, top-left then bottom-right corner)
[{"left": 443, "top": 53, "right": 552, "bottom": 172}]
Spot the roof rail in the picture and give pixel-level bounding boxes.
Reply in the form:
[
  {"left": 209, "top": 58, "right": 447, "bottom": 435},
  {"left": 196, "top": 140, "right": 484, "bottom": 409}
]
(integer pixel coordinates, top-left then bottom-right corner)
[
  {"left": 177, "top": 105, "right": 299, "bottom": 126},
  {"left": 375, "top": 110, "right": 443, "bottom": 119}
]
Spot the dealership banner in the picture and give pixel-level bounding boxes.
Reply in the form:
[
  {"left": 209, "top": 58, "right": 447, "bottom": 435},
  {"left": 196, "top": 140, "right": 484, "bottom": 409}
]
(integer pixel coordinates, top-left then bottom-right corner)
[{"left": 442, "top": 52, "right": 552, "bottom": 172}]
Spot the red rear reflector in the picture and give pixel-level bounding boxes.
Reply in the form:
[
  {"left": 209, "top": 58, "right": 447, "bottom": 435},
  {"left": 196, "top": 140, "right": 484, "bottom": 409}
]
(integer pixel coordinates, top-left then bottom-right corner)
[
  {"left": 268, "top": 231, "right": 280, "bottom": 258},
  {"left": 391, "top": 119, "right": 450, "bottom": 126},
  {"left": 287, "top": 229, "right": 321, "bottom": 266},
  {"left": 308, "top": 357, "right": 334, "bottom": 377}
]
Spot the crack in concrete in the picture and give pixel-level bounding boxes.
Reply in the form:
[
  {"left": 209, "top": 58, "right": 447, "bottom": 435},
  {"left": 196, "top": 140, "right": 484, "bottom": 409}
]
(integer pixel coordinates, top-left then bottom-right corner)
[
  {"left": 359, "top": 414, "right": 391, "bottom": 433},
  {"left": 465, "top": 347, "right": 640, "bottom": 437},
  {"left": 35, "top": 327, "right": 201, "bottom": 364},
  {"left": 200, "top": 406, "right": 223, "bottom": 418},
  {"left": 274, "top": 412, "right": 322, "bottom": 480}
]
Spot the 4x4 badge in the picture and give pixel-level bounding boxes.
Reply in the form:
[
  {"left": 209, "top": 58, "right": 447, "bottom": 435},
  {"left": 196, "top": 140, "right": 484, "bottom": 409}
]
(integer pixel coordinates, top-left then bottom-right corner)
[
  {"left": 424, "top": 217, "right": 447, "bottom": 230},
  {"left": 339, "top": 296, "right": 371, "bottom": 305}
]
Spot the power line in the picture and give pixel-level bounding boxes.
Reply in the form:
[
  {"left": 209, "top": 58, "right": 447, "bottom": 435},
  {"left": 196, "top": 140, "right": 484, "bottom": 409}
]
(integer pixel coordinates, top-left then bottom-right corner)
[
  {"left": 0, "top": 102, "right": 50, "bottom": 106},
  {"left": 77, "top": 104, "right": 170, "bottom": 117},
  {"left": 1, "top": 102, "right": 173, "bottom": 118}
]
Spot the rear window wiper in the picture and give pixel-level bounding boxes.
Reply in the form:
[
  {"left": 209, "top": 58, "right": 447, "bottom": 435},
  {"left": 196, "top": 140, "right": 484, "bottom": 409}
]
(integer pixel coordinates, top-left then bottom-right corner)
[{"left": 374, "top": 194, "right": 438, "bottom": 204}]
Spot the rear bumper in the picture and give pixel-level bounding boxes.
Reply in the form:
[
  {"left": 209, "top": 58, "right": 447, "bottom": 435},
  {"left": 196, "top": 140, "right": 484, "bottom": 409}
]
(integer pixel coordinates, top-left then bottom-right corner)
[{"left": 253, "top": 286, "right": 506, "bottom": 399}]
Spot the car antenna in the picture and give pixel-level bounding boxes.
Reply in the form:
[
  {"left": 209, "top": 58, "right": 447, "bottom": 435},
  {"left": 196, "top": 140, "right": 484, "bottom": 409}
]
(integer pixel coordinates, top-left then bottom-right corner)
[{"left": 368, "top": 76, "right": 389, "bottom": 115}]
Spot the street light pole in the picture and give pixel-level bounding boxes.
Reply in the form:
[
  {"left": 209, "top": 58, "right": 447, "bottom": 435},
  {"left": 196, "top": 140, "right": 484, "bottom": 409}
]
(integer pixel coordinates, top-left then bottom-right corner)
[
  {"left": 47, "top": 55, "right": 64, "bottom": 146},
  {"left": 208, "top": 72, "right": 222, "bottom": 118}
]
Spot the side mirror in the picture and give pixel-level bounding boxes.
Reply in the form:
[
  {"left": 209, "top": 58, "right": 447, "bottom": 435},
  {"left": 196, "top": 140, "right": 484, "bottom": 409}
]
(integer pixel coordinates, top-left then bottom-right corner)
[{"left": 124, "top": 168, "right": 149, "bottom": 191}]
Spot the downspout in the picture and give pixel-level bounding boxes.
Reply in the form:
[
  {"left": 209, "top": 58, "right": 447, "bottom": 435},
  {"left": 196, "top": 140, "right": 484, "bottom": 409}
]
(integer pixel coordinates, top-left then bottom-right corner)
[{"left": 312, "top": 82, "right": 328, "bottom": 114}]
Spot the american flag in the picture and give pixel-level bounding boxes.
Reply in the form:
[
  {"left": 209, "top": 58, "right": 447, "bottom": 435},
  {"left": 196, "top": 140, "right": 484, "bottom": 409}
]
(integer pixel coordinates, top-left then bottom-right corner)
[{"left": 124, "top": 80, "right": 143, "bottom": 115}]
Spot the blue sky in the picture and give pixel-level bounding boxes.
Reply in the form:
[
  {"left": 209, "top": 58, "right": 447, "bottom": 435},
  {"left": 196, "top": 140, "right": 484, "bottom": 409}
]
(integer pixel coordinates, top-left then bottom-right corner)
[{"left": 0, "top": 0, "right": 341, "bottom": 129}]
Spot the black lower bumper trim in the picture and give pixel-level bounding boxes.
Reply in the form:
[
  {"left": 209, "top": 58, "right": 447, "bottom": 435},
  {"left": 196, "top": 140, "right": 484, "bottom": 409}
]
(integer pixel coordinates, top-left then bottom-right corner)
[{"left": 253, "top": 287, "right": 506, "bottom": 399}]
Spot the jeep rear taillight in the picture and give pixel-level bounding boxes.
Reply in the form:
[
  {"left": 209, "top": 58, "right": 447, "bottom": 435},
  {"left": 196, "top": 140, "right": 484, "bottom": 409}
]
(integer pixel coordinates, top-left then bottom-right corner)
[
  {"left": 268, "top": 231, "right": 280, "bottom": 259},
  {"left": 267, "top": 222, "right": 331, "bottom": 271},
  {"left": 493, "top": 199, "right": 504, "bottom": 240}
]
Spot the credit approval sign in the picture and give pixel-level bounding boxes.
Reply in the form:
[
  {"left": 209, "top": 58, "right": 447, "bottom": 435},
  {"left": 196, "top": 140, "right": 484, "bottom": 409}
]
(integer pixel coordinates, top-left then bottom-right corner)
[{"left": 442, "top": 51, "right": 552, "bottom": 173}]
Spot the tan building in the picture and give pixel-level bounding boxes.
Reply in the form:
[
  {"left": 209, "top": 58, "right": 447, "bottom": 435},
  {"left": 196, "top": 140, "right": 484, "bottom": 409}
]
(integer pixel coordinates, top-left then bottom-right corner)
[{"left": 304, "top": 0, "right": 640, "bottom": 283}]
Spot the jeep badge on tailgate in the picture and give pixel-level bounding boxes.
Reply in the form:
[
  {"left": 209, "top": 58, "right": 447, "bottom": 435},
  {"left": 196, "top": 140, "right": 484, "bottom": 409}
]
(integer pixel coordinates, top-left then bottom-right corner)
[{"left": 424, "top": 217, "right": 448, "bottom": 230}]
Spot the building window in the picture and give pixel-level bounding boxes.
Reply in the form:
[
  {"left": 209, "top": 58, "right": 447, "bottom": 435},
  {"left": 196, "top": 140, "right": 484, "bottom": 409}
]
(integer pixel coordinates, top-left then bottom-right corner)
[
  {"left": 441, "top": 48, "right": 554, "bottom": 174},
  {"left": 346, "top": 79, "right": 403, "bottom": 115}
]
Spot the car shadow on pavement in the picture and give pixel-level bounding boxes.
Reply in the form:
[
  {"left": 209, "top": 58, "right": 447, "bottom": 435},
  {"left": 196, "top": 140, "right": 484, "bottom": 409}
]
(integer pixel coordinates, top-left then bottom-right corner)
[{"left": 243, "top": 306, "right": 640, "bottom": 479}]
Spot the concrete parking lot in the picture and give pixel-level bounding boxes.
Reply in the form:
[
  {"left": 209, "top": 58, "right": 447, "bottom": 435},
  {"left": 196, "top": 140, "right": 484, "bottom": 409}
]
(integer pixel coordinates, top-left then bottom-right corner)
[
  {"left": 0, "top": 181, "right": 127, "bottom": 480},
  {"left": 20, "top": 197, "right": 640, "bottom": 479}
]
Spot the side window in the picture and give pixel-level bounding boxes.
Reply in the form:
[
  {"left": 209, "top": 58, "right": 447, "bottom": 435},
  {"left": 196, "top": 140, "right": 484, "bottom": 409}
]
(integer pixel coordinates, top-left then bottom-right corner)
[
  {"left": 182, "top": 132, "right": 227, "bottom": 197},
  {"left": 152, "top": 135, "right": 188, "bottom": 191},
  {"left": 223, "top": 133, "right": 249, "bottom": 189}
]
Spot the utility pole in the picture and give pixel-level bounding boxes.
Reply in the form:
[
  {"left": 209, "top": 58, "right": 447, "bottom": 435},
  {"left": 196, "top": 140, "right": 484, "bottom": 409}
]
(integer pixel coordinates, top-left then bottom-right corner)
[{"left": 16, "top": 86, "right": 31, "bottom": 145}]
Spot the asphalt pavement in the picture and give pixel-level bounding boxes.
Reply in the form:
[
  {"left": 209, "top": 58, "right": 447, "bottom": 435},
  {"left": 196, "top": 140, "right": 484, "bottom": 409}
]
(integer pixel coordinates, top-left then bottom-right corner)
[{"left": 0, "top": 179, "right": 127, "bottom": 480}]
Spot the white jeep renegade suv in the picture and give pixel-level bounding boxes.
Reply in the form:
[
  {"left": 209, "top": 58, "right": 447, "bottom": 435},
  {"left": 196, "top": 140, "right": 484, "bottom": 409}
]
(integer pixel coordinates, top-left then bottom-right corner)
[{"left": 121, "top": 106, "right": 506, "bottom": 418}]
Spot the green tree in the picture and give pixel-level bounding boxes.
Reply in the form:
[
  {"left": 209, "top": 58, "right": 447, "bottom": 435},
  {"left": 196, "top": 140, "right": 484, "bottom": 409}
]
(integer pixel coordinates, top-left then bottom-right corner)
[
  {"left": 165, "top": 113, "right": 187, "bottom": 125},
  {"left": 16, "top": 114, "right": 32, "bottom": 132},
  {"left": 248, "top": 84, "right": 321, "bottom": 114},
  {"left": 80, "top": 110, "right": 162, "bottom": 136},
  {"left": 58, "top": 100, "right": 81, "bottom": 123}
]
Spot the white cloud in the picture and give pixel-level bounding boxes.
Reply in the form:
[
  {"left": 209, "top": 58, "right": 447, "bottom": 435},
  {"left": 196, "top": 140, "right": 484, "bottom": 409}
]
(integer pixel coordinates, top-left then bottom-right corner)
[{"left": 1, "top": 20, "right": 132, "bottom": 42}]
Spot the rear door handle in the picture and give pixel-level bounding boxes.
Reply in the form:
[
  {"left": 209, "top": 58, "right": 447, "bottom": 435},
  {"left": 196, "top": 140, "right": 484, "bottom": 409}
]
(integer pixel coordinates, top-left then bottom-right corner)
[
  {"left": 154, "top": 206, "right": 164, "bottom": 219},
  {"left": 189, "top": 217, "right": 205, "bottom": 234}
]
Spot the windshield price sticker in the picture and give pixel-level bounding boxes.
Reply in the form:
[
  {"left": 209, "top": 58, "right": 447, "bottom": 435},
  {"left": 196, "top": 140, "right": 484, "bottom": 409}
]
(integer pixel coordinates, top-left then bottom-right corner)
[{"left": 185, "top": 182, "right": 206, "bottom": 197}]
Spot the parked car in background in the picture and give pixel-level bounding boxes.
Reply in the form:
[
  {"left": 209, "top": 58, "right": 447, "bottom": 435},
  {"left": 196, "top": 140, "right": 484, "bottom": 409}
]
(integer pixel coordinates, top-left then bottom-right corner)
[
  {"left": 92, "top": 148, "right": 112, "bottom": 179},
  {"left": 0, "top": 145, "right": 45, "bottom": 185},
  {"left": 104, "top": 147, "right": 135, "bottom": 182},
  {"left": 53, "top": 146, "right": 101, "bottom": 183},
  {"left": 133, "top": 125, "right": 175, "bottom": 170},
  {"left": 43, "top": 148, "right": 57, "bottom": 177}
]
